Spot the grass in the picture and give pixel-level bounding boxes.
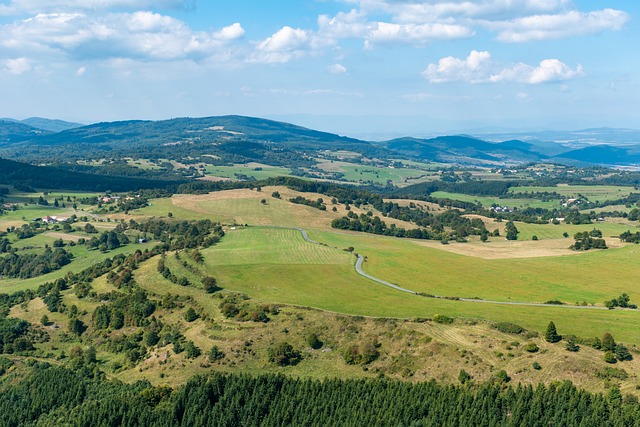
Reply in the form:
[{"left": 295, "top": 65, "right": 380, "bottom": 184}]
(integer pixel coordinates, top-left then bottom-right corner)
[
  {"left": 315, "top": 160, "right": 438, "bottom": 187},
  {"left": 0, "top": 241, "right": 155, "bottom": 294},
  {"left": 430, "top": 191, "right": 559, "bottom": 210},
  {"left": 512, "top": 185, "right": 637, "bottom": 202},
  {"left": 516, "top": 221, "right": 637, "bottom": 240},
  {"left": 203, "top": 162, "right": 291, "bottom": 180}
]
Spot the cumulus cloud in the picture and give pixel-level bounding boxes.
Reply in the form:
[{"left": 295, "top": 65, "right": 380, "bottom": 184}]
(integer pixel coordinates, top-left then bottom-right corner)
[
  {"left": 423, "top": 50, "right": 582, "bottom": 84},
  {"left": 422, "top": 50, "right": 492, "bottom": 83},
  {"left": 328, "top": 63, "right": 347, "bottom": 74},
  {"left": 0, "top": 12, "right": 244, "bottom": 62},
  {"left": 251, "top": 26, "right": 314, "bottom": 63}
]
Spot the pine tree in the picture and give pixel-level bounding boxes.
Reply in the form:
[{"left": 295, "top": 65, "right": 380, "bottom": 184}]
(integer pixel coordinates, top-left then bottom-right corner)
[{"left": 545, "top": 321, "right": 561, "bottom": 343}]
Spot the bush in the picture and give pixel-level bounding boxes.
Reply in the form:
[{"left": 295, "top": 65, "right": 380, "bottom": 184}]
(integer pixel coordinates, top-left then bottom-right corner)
[
  {"left": 493, "top": 322, "right": 525, "bottom": 335},
  {"left": 604, "top": 351, "right": 617, "bottom": 364},
  {"left": 532, "top": 361, "right": 542, "bottom": 370},
  {"left": 523, "top": 343, "right": 539, "bottom": 353},
  {"left": 184, "top": 307, "right": 198, "bottom": 322},
  {"left": 458, "top": 369, "right": 472, "bottom": 384},
  {"left": 343, "top": 339, "right": 380, "bottom": 365},
  {"left": 495, "top": 370, "right": 511, "bottom": 383},
  {"left": 269, "top": 342, "right": 301, "bottom": 366},
  {"left": 184, "top": 341, "right": 201, "bottom": 359},
  {"left": 208, "top": 345, "right": 225, "bottom": 362},
  {"left": 433, "top": 314, "right": 454, "bottom": 324},
  {"left": 305, "top": 332, "right": 323, "bottom": 350}
]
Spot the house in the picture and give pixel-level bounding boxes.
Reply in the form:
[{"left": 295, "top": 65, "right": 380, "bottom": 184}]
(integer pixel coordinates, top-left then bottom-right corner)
[{"left": 43, "top": 216, "right": 57, "bottom": 223}]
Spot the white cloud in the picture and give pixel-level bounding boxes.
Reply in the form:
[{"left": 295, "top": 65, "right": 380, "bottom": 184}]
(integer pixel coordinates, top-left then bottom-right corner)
[
  {"left": 489, "top": 9, "right": 629, "bottom": 42},
  {"left": 365, "top": 22, "right": 473, "bottom": 47},
  {"left": 328, "top": 63, "right": 347, "bottom": 74},
  {"left": 4, "top": 57, "right": 32, "bottom": 74},
  {"left": 402, "top": 92, "right": 435, "bottom": 101},
  {"left": 337, "top": 1, "right": 627, "bottom": 44},
  {"left": 75, "top": 66, "right": 86, "bottom": 75},
  {"left": 251, "top": 26, "right": 321, "bottom": 63},
  {"left": 318, "top": 9, "right": 368, "bottom": 39},
  {"left": 490, "top": 59, "right": 582, "bottom": 83},
  {"left": 0, "top": 12, "right": 244, "bottom": 62},
  {"left": 423, "top": 50, "right": 582, "bottom": 84},
  {"left": 422, "top": 50, "right": 492, "bottom": 83},
  {"left": 0, "top": 0, "right": 192, "bottom": 15}
]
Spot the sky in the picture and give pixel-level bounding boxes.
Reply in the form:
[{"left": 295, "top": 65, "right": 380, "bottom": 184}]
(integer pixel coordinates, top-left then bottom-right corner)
[{"left": 0, "top": 0, "right": 638, "bottom": 137}]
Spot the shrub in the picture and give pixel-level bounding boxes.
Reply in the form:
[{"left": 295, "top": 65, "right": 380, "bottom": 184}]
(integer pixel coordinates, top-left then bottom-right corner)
[
  {"left": 433, "top": 314, "right": 453, "bottom": 324},
  {"left": 305, "top": 332, "right": 323, "bottom": 350},
  {"left": 604, "top": 351, "right": 617, "bottom": 364},
  {"left": 458, "top": 369, "right": 472, "bottom": 384},
  {"left": 184, "top": 307, "right": 198, "bottom": 322},
  {"left": 523, "top": 343, "right": 539, "bottom": 353},
  {"left": 208, "top": 345, "right": 225, "bottom": 362},
  {"left": 493, "top": 322, "right": 525, "bottom": 335},
  {"left": 532, "top": 362, "right": 542, "bottom": 370},
  {"left": 269, "top": 342, "right": 301, "bottom": 366}
]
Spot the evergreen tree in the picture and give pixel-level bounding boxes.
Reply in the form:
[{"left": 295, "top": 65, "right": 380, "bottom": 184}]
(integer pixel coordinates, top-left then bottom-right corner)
[{"left": 545, "top": 321, "right": 561, "bottom": 343}]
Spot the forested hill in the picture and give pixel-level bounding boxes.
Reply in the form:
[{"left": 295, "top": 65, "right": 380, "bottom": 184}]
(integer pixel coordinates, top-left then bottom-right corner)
[
  {"left": 0, "top": 115, "right": 383, "bottom": 163},
  {"left": 0, "top": 120, "right": 47, "bottom": 145},
  {"left": 1, "top": 365, "right": 638, "bottom": 427},
  {"left": 0, "top": 158, "right": 184, "bottom": 192}
]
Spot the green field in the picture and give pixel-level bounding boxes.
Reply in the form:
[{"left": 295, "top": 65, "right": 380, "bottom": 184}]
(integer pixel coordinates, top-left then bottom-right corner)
[
  {"left": 203, "top": 163, "right": 291, "bottom": 180},
  {"left": 0, "top": 240, "right": 155, "bottom": 294},
  {"left": 316, "top": 160, "right": 438, "bottom": 186},
  {"left": 516, "top": 221, "right": 638, "bottom": 240},
  {"left": 512, "top": 185, "right": 637, "bottom": 202},
  {"left": 431, "top": 191, "right": 559, "bottom": 209},
  {"left": 193, "top": 226, "right": 640, "bottom": 343}
]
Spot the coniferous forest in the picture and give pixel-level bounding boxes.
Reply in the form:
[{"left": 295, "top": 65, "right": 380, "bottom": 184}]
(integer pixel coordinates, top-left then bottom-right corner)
[{"left": 1, "top": 363, "right": 639, "bottom": 427}]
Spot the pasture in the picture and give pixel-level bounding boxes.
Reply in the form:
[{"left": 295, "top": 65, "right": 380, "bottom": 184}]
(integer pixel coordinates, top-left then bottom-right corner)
[
  {"left": 315, "top": 160, "right": 438, "bottom": 187},
  {"left": 511, "top": 185, "right": 638, "bottom": 202},
  {"left": 203, "top": 162, "right": 291, "bottom": 180},
  {"left": 430, "top": 191, "right": 559, "bottom": 210}
]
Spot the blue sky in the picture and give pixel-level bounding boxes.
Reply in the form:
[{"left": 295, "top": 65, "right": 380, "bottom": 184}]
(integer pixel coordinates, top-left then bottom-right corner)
[{"left": 0, "top": 0, "right": 637, "bottom": 137}]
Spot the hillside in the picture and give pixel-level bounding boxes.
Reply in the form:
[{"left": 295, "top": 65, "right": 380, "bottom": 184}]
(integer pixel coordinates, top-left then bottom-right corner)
[
  {"left": 0, "top": 120, "right": 47, "bottom": 146},
  {"left": 0, "top": 157, "right": 184, "bottom": 192}
]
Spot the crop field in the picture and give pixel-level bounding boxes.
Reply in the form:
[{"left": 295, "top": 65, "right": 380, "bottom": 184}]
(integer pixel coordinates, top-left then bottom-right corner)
[{"left": 203, "top": 162, "right": 291, "bottom": 180}]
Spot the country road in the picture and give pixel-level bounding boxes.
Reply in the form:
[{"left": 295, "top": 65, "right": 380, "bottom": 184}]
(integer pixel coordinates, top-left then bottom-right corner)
[{"left": 276, "top": 226, "right": 612, "bottom": 311}]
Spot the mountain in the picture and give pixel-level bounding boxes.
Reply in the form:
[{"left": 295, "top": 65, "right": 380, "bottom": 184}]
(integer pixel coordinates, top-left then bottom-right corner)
[
  {"left": 0, "top": 117, "right": 82, "bottom": 133},
  {"left": 0, "top": 120, "right": 48, "bottom": 146},
  {"left": 0, "top": 115, "right": 383, "bottom": 164},
  {"left": 0, "top": 157, "right": 184, "bottom": 192},
  {"left": 556, "top": 145, "right": 640, "bottom": 165},
  {"left": 2, "top": 115, "right": 640, "bottom": 167},
  {"left": 380, "top": 135, "right": 545, "bottom": 164}
]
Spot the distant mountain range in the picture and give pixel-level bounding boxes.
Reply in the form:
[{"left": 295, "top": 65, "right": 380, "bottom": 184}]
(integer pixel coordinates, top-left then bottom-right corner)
[{"left": 0, "top": 115, "right": 639, "bottom": 167}]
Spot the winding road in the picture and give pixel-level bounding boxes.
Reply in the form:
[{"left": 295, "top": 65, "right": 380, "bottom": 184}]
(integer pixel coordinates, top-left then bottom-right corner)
[{"left": 281, "top": 226, "right": 610, "bottom": 311}]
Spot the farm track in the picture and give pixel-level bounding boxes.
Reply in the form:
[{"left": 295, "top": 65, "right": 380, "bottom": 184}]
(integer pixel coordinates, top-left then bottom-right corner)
[{"left": 265, "top": 226, "right": 613, "bottom": 312}]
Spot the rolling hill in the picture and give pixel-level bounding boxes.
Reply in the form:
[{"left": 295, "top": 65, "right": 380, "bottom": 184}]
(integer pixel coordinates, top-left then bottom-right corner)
[
  {"left": 0, "top": 157, "right": 184, "bottom": 192},
  {"left": 0, "top": 115, "right": 639, "bottom": 167}
]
